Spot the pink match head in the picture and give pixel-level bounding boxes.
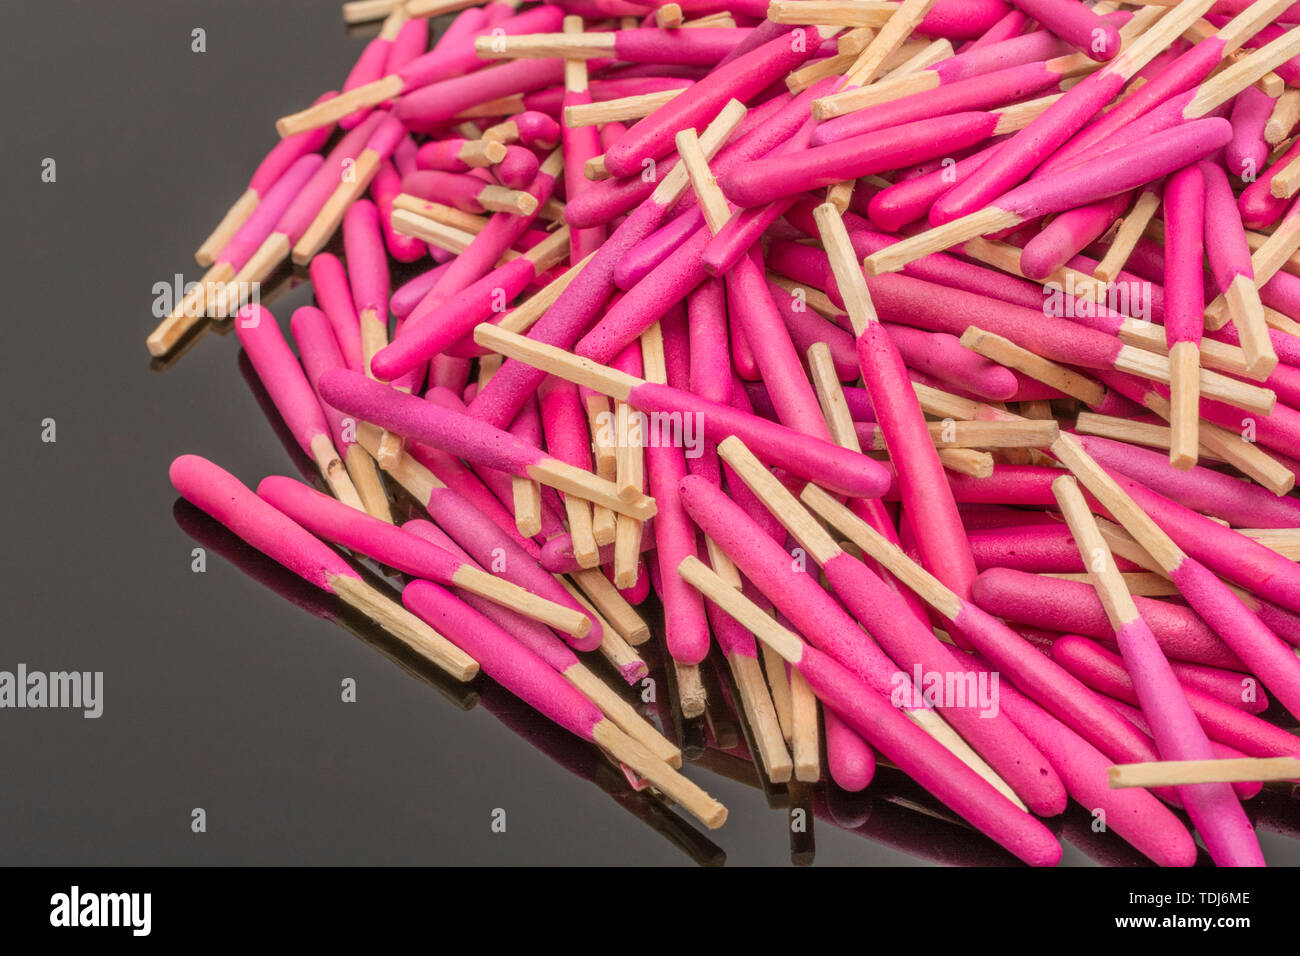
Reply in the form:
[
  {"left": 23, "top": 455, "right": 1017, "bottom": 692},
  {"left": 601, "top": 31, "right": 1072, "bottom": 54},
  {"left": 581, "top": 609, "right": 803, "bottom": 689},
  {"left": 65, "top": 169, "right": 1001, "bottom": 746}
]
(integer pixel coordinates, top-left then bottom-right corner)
[
  {"left": 342, "top": 200, "right": 390, "bottom": 317},
  {"left": 1199, "top": 160, "right": 1253, "bottom": 289},
  {"left": 248, "top": 92, "right": 338, "bottom": 195},
  {"left": 235, "top": 305, "right": 331, "bottom": 457},
  {"left": 308, "top": 253, "right": 365, "bottom": 373},
  {"left": 1162, "top": 163, "right": 1206, "bottom": 343},
  {"left": 221, "top": 154, "right": 324, "bottom": 271},
  {"left": 169, "top": 455, "right": 357, "bottom": 590},
  {"left": 494, "top": 145, "right": 540, "bottom": 190},
  {"left": 514, "top": 111, "right": 560, "bottom": 149},
  {"left": 290, "top": 306, "right": 352, "bottom": 452}
]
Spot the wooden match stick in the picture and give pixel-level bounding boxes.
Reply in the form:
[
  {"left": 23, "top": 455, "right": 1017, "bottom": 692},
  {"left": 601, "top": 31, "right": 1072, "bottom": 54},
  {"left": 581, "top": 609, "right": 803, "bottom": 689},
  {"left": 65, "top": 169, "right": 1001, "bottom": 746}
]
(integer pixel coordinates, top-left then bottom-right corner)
[
  {"left": 1094, "top": 187, "right": 1161, "bottom": 283},
  {"left": 570, "top": 566, "right": 650, "bottom": 646},
  {"left": 959, "top": 327, "right": 1108, "bottom": 408},
  {"left": 843, "top": 0, "right": 937, "bottom": 88},
  {"left": 1265, "top": 87, "right": 1300, "bottom": 145},
  {"left": 563, "top": 89, "right": 684, "bottom": 128},
  {"left": 1109, "top": 757, "right": 1300, "bottom": 789},
  {"left": 1074, "top": 413, "right": 1225, "bottom": 463},
  {"left": 767, "top": 0, "right": 908, "bottom": 28}
]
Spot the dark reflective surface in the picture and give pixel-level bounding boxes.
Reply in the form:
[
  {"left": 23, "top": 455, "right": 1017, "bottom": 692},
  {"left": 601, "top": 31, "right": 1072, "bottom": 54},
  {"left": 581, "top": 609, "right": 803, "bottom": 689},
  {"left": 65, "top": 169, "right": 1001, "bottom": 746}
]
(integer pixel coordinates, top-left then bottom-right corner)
[{"left": 3, "top": 0, "right": 1298, "bottom": 866}]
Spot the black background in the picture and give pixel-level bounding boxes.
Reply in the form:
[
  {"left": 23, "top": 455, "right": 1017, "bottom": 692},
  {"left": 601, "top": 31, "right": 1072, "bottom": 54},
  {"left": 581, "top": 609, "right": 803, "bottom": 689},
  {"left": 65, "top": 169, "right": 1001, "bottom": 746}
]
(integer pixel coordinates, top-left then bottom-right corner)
[{"left": 2, "top": 0, "right": 1297, "bottom": 867}]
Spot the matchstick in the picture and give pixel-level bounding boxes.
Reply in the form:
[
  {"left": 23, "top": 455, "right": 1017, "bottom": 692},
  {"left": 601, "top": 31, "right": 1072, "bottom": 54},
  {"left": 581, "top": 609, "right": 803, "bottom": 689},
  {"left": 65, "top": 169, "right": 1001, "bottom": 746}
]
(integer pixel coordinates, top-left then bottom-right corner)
[{"left": 1108, "top": 757, "right": 1300, "bottom": 790}]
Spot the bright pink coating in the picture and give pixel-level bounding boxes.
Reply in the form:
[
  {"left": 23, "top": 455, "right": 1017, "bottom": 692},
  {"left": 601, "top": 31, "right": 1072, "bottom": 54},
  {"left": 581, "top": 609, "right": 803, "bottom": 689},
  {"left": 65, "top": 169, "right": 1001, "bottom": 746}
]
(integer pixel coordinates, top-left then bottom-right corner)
[
  {"left": 821, "top": 552, "right": 1067, "bottom": 815},
  {"left": 416, "top": 138, "right": 489, "bottom": 173},
  {"left": 958, "top": 650, "right": 1197, "bottom": 866},
  {"left": 1106, "top": 698, "right": 1263, "bottom": 800},
  {"left": 1009, "top": 0, "right": 1119, "bottom": 60},
  {"left": 1226, "top": 86, "right": 1275, "bottom": 183},
  {"left": 276, "top": 112, "right": 386, "bottom": 243},
  {"left": 395, "top": 5, "right": 560, "bottom": 91},
  {"left": 614, "top": 27, "right": 748, "bottom": 64},
  {"left": 703, "top": 196, "right": 796, "bottom": 276},
  {"left": 811, "top": 61, "right": 1068, "bottom": 147},
  {"left": 538, "top": 377, "right": 592, "bottom": 471},
  {"left": 339, "top": 36, "right": 392, "bottom": 131},
  {"left": 319, "top": 368, "right": 546, "bottom": 476},
  {"left": 687, "top": 279, "right": 732, "bottom": 404},
  {"left": 403, "top": 169, "right": 491, "bottom": 210},
  {"left": 1019, "top": 192, "right": 1129, "bottom": 280},
  {"left": 257, "top": 474, "right": 473, "bottom": 585},
  {"left": 235, "top": 305, "right": 333, "bottom": 456},
  {"left": 541, "top": 522, "right": 656, "bottom": 574},
  {"left": 290, "top": 306, "right": 355, "bottom": 454},
  {"left": 1167, "top": 557, "right": 1300, "bottom": 721},
  {"left": 723, "top": 112, "right": 997, "bottom": 208},
  {"left": 996, "top": 119, "right": 1232, "bottom": 223},
  {"left": 406, "top": 439, "right": 541, "bottom": 558},
  {"left": 866, "top": 141, "right": 1001, "bottom": 232},
  {"left": 308, "top": 254, "right": 366, "bottom": 373},
  {"left": 370, "top": 157, "right": 429, "bottom": 262},
  {"left": 1109, "top": 614, "right": 1263, "bottom": 866},
  {"left": 964, "top": 8, "right": 1031, "bottom": 48},
  {"left": 515, "top": 110, "right": 561, "bottom": 148},
  {"left": 627, "top": 383, "right": 890, "bottom": 498},
  {"left": 928, "top": 69, "right": 1129, "bottom": 223},
  {"left": 602, "top": 29, "right": 827, "bottom": 178},
  {"left": 917, "top": 0, "right": 1018, "bottom": 40},
  {"left": 1200, "top": 160, "right": 1254, "bottom": 290},
  {"left": 1076, "top": 434, "right": 1300, "bottom": 529},
  {"left": 1162, "top": 164, "right": 1205, "bottom": 346},
  {"left": 384, "top": 18, "right": 430, "bottom": 81},
  {"left": 248, "top": 90, "right": 338, "bottom": 194},
  {"left": 935, "top": 24, "right": 1079, "bottom": 81},
  {"left": 881, "top": 323, "right": 1018, "bottom": 400},
  {"left": 561, "top": 86, "right": 605, "bottom": 262},
  {"left": 495, "top": 145, "right": 540, "bottom": 190},
  {"left": 616, "top": 207, "right": 704, "bottom": 290},
  {"left": 774, "top": 292, "right": 859, "bottom": 382},
  {"left": 857, "top": 320, "right": 977, "bottom": 601},
  {"left": 468, "top": 201, "right": 668, "bottom": 429},
  {"left": 966, "top": 524, "right": 1139, "bottom": 573},
  {"left": 728, "top": 249, "right": 829, "bottom": 437},
  {"left": 342, "top": 200, "right": 390, "bottom": 318},
  {"left": 169, "top": 455, "right": 359, "bottom": 590},
  {"left": 822, "top": 710, "right": 876, "bottom": 792},
  {"left": 390, "top": 261, "right": 452, "bottom": 318},
  {"left": 403, "top": 520, "right": 579, "bottom": 673},
  {"left": 1116, "top": 474, "right": 1300, "bottom": 617},
  {"left": 974, "top": 567, "right": 1245, "bottom": 670},
  {"left": 678, "top": 474, "right": 911, "bottom": 696},
  {"left": 374, "top": 258, "right": 535, "bottom": 381},
  {"left": 1240, "top": 138, "right": 1300, "bottom": 226},
  {"left": 403, "top": 580, "right": 604, "bottom": 741},
  {"left": 397, "top": 58, "right": 567, "bottom": 129},
  {"left": 1054, "top": 635, "right": 1300, "bottom": 761},
  {"left": 767, "top": 242, "right": 1125, "bottom": 370},
  {"left": 220, "top": 154, "right": 324, "bottom": 270},
  {"left": 790, "top": 641, "right": 1062, "bottom": 866}
]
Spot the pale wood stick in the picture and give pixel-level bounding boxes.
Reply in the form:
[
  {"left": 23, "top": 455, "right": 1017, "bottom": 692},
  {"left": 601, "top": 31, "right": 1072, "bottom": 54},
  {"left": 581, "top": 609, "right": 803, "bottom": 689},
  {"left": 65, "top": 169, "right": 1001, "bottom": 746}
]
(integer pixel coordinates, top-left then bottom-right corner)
[
  {"left": 863, "top": 206, "right": 1022, "bottom": 275},
  {"left": 1051, "top": 475, "right": 1145, "bottom": 631},
  {"left": 682, "top": 12, "right": 735, "bottom": 27},
  {"left": 837, "top": 25, "right": 876, "bottom": 56},
  {"left": 807, "top": 343, "right": 859, "bottom": 449},
  {"left": 584, "top": 154, "right": 608, "bottom": 180},
  {"left": 482, "top": 118, "right": 521, "bottom": 145},
  {"left": 563, "top": 491, "right": 601, "bottom": 568},
  {"left": 888, "top": 37, "right": 952, "bottom": 78},
  {"left": 584, "top": 394, "right": 618, "bottom": 547},
  {"left": 1168, "top": 339, "right": 1201, "bottom": 470},
  {"left": 196, "top": 190, "right": 259, "bottom": 267},
  {"left": 475, "top": 33, "right": 620, "bottom": 59},
  {"left": 453, "top": 564, "right": 594, "bottom": 638},
  {"left": 293, "top": 149, "right": 385, "bottom": 264},
  {"left": 479, "top": 183, "right": 540, "bottom": 216},
  {"left": 813, "top": 202, "right": 878, "bottom": 335},
  {"left": 1239, "top": 528, "right": 1300, "bottom": 560},
  {"left": 1074, "top": 413, "right": 1226, "bottom": 463},
  {"left": 559, "top": 577, "right": 651, "bottom": 678},
  {"left": 787, "top": 666, "right": 821, "bottom": 783},
  {"left": 277, "top": 75, "right": 404, "bottom": 137},
  {"left": 1271, "top": 149, "right": 1300, "bottom": 199},
  {"left": 1111, "top": 344, "right": 1275, "bottom": 416},
  {"left": 766, "top": 0, "right": 900, "bottom": 27},
  {"left": 959, "top": 327, "right": 1108, "bottom": 408},
  {"left": 403, "top": 0, "right": 484, "bottom": 18},
  {"left": 655, "top": 2, "right": 683, "bottom": 27},
  {"left": 570, "top": 567, "right": 651, "bottom": 645},
  {"left": 963, "top": 236, "right": 1113, "bottom": 304},
  {"left": 938, "top": 448, "right": 995, "bottom": 477},
  {"left": 1094, "top": 189, "right": 1161, "bottom": 283},
  {"left": 788, "top": 51, "right": 860, "bottom": 94},
  {"left": 456, "top": 94, "right": 528, "bottom": 119},
  {"left": 212, "top": 232, "right": 292, "bottom": 318},
  {"left": 146, "top": 262, "right": 236, "bottom": 356},
  {"left": 1050, "top": 432, "right": 1186, "bottom": 575},
  {"left": 844, "top": 0, "right": 937, "bottom": 88},
  {"left": 1110, "top": 756, "right": 1300, "bottom": 789},
  {"left": 826, "top": 179, "right": 855, "bottom": 213},
  {"left": 991, "top": 91, "right": 1067, "bottom": 134},
  {"left": 767, "top": 273, "right": 845, "bottom": 319},
  {"left": 761, "top": 642, "right": 795, "bottom": 740},
  {"left": 310, "top": 433, "right": 366, "bottom": 512},
  {"left": 330, "top": 574, "right": 478, "bottom": 680},
  {"left": 1225, "top": 273, "right": 1280, "bottom": 380},
  {"left": 863, "top": 418, "right": 1060, "bottom": 449},
  {"left": 563, "top": 15, "right": 589, "bottom": 97},
  {"left": 342, "top": 0, "right": 404, "bottom": 25},
  {"left": 1266, "top": 88, "right": 1300, "bottom": 145},
  {"left": 344, "top": 443, "right": 394, "bottom": 523},
  {"left": 811, "top": 68, "right": 937, "bottom": 117},
  {"left": 392, "top": 194, "right": 488, "bottom": 233},
  {"left": 591, "top": 721, "right": 727, "bottom": 829},
  {"left": 1044, "top": 571, "right": 1181, "bottom": 597},
  {"left": 1116, "top": 318, "right": 1256, "bottom": 380},
  {"left": 457, "top": 139, "right": 508, "bottom": 166},
  {"left": 511, "top": 476, "right": 543, "bottom": 538},
  {"left": 675, "top": 128, "right": 732, "bottom": 232},
  {"left": 526, "top": 456, "right": 657, "bottom": 519},
  {"left": 612, "top": 510, "right": 643, "bottom": 591},
  {"left": 679, "top": 554, "right": 1025, "bottom": 809},
  {"left": 1189, "top": 25, "right": 1300, "bottom": 119},
  {"left": 499, "top": 252, "right": 593, "bottom": 335},
  {"left": 564, "top": 663, "right": 681, "bottom": 767},
  {"left": 727, "top": 651, "right": 794, "bottom": 783},
  {"left": 391, "top": 210, "right": 492, "bottom": 256},
  {"left": 615, "top": 403, "right": 647, "bottom": 501},
  {"left": 564, "top": 89, "right": 683, "bottom": 128},
  {"left": 674, "top": 662, "right": 707, "bottom": 719}
]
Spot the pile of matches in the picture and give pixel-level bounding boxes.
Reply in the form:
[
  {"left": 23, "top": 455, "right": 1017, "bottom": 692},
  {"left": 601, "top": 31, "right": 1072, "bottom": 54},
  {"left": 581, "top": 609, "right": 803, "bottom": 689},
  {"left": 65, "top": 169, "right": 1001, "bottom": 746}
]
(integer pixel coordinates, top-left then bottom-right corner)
[{"left": 148, "top": 0, "right": 1300, "bottom": 867}]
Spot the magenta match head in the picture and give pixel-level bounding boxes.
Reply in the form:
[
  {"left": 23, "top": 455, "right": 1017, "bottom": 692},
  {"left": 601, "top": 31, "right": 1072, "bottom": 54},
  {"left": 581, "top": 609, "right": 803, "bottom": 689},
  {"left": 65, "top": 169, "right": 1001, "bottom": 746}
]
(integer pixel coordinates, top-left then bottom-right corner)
[
  {"left": 342, "top": 200, "right": 390, "bottom": 317},
  {"left": 169, "top": 455, "right": 357, "bottom": 591},
  {"left": 235, "top": 305, "right": 331, "bottom": 458},
  {"left": 222, "top": 154, "right": 323, "bottom": 271}
]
